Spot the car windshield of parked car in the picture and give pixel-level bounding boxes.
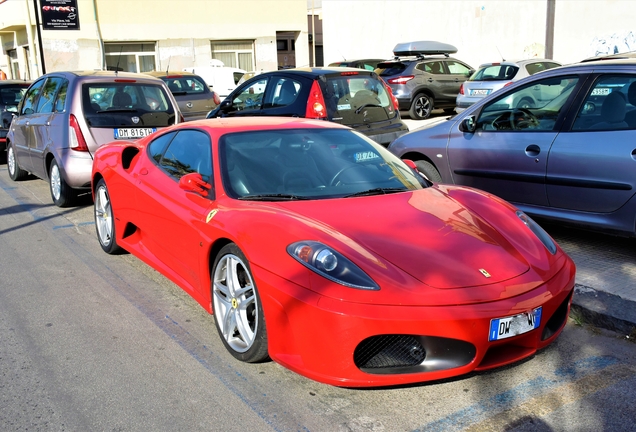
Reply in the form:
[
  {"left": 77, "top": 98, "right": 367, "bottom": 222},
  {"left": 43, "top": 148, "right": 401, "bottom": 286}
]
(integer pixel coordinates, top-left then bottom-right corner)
[
  {"left": 470, "top": 65, "right": 519, "bottom": 81},
  {"left": 220, "top": 128, "right": 425, "bottom": 200},
  {"left": 475, "top": 75, "right": 579, "bottom": 131},
  {"left": 83, "top": 83, "right": 176, "bottom": 127},
  {"left": 163, "top": 75, "right": 208, "bottom": 95},
  {"left": 0, "top": 85, "right": 28, "bottom": 109}
]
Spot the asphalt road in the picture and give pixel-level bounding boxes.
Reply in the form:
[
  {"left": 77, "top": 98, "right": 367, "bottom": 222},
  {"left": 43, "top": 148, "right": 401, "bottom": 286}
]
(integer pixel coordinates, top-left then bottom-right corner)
[{"left": 1, "top": 158, "right": 636, "bottom": 431}]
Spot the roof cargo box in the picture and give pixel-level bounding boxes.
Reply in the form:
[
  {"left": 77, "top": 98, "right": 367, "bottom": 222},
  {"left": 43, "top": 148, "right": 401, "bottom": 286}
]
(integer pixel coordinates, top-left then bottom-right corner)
[{"left": 393, "top": 41, "right": 458, "bottom": 57}]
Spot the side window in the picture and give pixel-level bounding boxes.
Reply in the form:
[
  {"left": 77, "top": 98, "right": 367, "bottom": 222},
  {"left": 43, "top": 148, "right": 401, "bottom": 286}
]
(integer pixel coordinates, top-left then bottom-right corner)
[
  {"left": 421, "top": 61, "right": 443, "bottom": 75},
  {"left": 20, "top": 79, "right": 45, "bottom": 115},
  {"left": 36, "top": 77, "right": 64, "bottom": 114},
  {"left": 475, "top": 75, "right": 578, "bottom": 132},
  {"left": 148, "top": 131, "right": 176, "bottom": 163},
  {"left": 230, "top": 78, "right": 268, "bottom": 111},
  {"left": 446, "top": 61, "right": 471, "bottom": 76},
  {"left": 54, "top": 80, "right": 69, "bottom": 112},
  {"left": 270, "top": 77, "right": 301, "bottom": 108},
  {"left": 572, "top": 75, "right": 636, "bottom": 131},
  {"left": 158, "top": 130, "right": 213, "bottom": 182}
]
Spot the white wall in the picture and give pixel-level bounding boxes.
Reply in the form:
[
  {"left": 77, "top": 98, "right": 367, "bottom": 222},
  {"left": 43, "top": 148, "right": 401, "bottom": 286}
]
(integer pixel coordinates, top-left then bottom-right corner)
[{"left": 323, "top": 0, "right": 636, "bottom": 68}]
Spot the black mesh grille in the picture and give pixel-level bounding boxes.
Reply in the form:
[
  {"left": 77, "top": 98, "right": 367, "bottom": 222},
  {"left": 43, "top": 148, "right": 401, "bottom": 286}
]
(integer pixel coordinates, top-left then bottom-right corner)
[{"left": 354, "top": 335, "right": 426, "bottom": 369}]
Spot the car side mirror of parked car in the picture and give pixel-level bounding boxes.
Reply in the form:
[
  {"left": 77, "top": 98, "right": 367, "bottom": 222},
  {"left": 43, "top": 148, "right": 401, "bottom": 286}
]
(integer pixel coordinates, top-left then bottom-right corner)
[
  {"left": 459, "top": 115, "right": 476, "bottom": 133},
  {"left": 179, "top": 172, "right": 212, "bottom": 197}
]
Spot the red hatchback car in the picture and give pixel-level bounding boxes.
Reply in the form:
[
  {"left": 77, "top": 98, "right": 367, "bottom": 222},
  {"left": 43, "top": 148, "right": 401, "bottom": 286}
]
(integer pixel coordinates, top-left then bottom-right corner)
[{"left": 92, "top": 117, "right": 575, "bottom": 387}]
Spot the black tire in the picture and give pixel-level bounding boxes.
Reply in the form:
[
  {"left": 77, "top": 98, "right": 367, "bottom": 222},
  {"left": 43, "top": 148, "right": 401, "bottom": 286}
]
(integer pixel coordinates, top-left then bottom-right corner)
[
  {"left": 7, "top": 141, "right": 28, "bottom": 181},
  {"left": 409, "top": 93, "right": 434, "bottom": 120},
  {"left": 94, "top": 178, "right": 122, "bottom": 254},
  {"left": 212, "top": 243, "right": 268, "bottom": 363},
  {"left": 49, "top": 159, "right": 76, "bottom": 207},
  {"left": 414, "top": 160, "right": 442, "bottom": 183}
]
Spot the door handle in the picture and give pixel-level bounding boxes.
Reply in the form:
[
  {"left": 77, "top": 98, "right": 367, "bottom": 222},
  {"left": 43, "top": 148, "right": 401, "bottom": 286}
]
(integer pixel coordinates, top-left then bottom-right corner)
[
  {"left": 525, "top": 144, "right": 541, "bottom": 157},
  {"left": 427, "top": 78, "right": 434, "bottom": 83}
]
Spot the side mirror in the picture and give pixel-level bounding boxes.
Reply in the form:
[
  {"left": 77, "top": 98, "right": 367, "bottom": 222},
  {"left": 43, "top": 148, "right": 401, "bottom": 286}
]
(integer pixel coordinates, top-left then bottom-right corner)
[
  {"left": 459, "top": 115, "right": 476, "bottom": 133},
  {"left": 179, "top": 172, "right": 212, "bottom": 197},
  {"left": 219, "top": 99, "right": 232, "bottom": 112}
]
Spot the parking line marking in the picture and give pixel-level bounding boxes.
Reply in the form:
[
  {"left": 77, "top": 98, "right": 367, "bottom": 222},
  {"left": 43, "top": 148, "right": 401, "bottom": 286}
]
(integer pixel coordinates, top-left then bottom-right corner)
[{"left": 414, "top": 355, "right": 620, "bottom": 432}]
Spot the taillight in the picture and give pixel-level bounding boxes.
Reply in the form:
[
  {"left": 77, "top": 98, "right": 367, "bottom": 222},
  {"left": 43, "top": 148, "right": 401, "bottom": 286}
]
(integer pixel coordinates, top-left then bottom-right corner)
[
  {"left": 382, "top": 80, "right": 399, "bottom": 112},
  {"left": 387, "top": 75, "right": 414, "bottom": 85},
  {"left": 69, "top": 114, "right": 89, "bottom": 152},
  {"left": 213, "top": 91, "right": 221, "bottom": 105},
  {"left": 459, "top": 83, "right": 464, "bottom": 95},
  {"left": 305, "top": 80, "right": 327, "bottom": 119}
]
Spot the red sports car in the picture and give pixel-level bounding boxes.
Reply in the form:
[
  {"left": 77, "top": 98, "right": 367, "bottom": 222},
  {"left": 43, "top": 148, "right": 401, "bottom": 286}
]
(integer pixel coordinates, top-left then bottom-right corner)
[{"left": 91, "top": 117, "right": 575, "bottom": 387}]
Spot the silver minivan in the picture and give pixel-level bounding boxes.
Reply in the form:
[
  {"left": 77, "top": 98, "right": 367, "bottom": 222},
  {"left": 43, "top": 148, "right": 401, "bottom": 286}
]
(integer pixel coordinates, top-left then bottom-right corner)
[{"left": 7, "top": 71, "right": 181, "bottom": 206}]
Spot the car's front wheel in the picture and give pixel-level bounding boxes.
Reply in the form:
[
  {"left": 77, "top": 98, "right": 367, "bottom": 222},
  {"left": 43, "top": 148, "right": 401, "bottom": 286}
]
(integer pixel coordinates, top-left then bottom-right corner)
[
  {"left": 49, "top": 159, "right": 76, "bottom": 207},
  {"left": 409, "top": 94, "right": 434, "bottom": 120},
  {"left": 415, "top": 160, "right": 442, "bottom": 183},
  {"left": 94, "top": 178, "right": 122, "bottom": 254},
  {"left": 212, "top": 243, "right": 268, "bottom": 363},
  {"left": 7, "top": 142, "right": 28, "bottom": 181}
]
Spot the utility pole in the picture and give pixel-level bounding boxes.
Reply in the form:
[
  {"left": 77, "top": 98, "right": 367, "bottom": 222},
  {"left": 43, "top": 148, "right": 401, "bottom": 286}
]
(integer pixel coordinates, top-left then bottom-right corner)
[
  {"left": 545, "top": 0, "right": 555, "bottom": 59},
  {"left": 32, "top": 0, "right": 46, "bottom": 74}
]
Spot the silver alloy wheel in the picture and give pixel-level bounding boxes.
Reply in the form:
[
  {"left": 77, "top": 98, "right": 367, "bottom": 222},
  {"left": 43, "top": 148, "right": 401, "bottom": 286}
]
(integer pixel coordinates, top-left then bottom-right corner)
[
  {"left": 50, "top": 163, "right": 61, "bottom": 200},
  {"left": 213, "top": 254, "right": 258, "bottom": 353},
  {"left": 414, "top": 96, "right": 431, "bottom": 118},
  {"left": 7, "top": 146, "right": 16, "bottom": 176},
  {"left": 95, "top": 184, "right": 113, "bottom": 247}
]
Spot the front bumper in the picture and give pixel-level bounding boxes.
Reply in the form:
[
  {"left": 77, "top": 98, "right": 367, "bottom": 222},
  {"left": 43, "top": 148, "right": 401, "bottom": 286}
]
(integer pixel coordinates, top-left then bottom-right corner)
[{"left": 254, "top": 257, "right": 575, "bottom": 387}]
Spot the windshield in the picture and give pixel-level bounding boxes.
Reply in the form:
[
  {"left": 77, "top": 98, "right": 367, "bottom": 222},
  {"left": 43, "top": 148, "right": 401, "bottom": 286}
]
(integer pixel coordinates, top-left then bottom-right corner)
[
  {"left": 220, "top": 128, "right": 426, "bottom": 200},
  {"left": 470, "top": 65, "right": 519, "bottom": 81}
]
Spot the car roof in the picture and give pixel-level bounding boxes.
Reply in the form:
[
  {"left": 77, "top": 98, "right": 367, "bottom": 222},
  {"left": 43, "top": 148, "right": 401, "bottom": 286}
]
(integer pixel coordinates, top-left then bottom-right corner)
[
  {"left": 0, "top": 80, "right": 31, "bottom": 86},
  {"left": 39, "top": 70, "right": 165, "bottom": 82},
  {"left": 580, "top": 51, "right": 636, "bottom": 63},
  {"left": 253, "top": 67, "right": 378, "bottom": 78},
  {"left": 477, "top": 59, "right": 560, "bottom": 68},
  {"left": 188, "top": 116, "right": 351, "bottom": 133},
  {"left": 143, "top": 71, "right": 201, "bottom": 79}
]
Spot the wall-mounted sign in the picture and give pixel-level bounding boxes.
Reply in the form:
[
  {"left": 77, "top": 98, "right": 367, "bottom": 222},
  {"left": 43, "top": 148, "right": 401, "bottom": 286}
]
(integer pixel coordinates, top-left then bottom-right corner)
[{"left": 41, "top": 0, "right": 80, "bottom": 30}]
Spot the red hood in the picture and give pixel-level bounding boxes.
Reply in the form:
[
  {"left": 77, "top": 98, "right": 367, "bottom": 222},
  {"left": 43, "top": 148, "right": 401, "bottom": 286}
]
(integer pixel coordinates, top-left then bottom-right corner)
[{"left": 285, "top": 188, "right": 530, "bottom": 289}]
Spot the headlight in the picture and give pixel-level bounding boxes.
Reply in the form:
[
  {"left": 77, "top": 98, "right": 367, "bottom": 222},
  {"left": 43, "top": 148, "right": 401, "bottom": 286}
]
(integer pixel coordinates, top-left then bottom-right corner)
[
  {"left": 287, "top": 241, "right": 380, "bottom": 290},
  {"left": 516, "top": 211, "right": 557, "bottom": 255}
]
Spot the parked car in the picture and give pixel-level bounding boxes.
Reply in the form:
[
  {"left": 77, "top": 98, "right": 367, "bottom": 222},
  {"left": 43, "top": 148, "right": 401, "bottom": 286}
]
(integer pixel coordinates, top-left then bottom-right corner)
[
  {"left": 388, "top": 59, "right": 636, "bottom": 236},
  {"left": 92, "top": 116, "right": 574, "bottom": 387},
  {"left": 206, "top": 67, "right": 408, "bottom": 146},
  {"left": 7, "top": 70, "right": 181, "bottom": 207},
  {"left": 376, "top": 41, "right": 474, "bottom": 120},
  {"left": 0, "top": 80, "right": 31, "bottom": 158},
  {"left": 456, "top": 59, "right": 562, "bottom": 112},
  {"left": 328, "top": 59, "right": 386, "bottom": 71},
  {"left": 144, "top": 71, "right": 220, "bottom": 121},
  {"left": 182, "top": 64, "right": 245, "bottom": 98},
  {"left": 581, "top": 51, "right": 636, "bottom": 62}
]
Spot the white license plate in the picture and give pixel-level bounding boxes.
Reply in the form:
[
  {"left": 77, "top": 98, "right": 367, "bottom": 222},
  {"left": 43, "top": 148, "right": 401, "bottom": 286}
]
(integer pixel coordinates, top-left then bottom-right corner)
[
  {"left": 591, "top": 88, "right": 611, "bottom": 96},
  {"left": 489, "top": 307, "right": 542, "bottom": 341},
  {"left": 471, "top": 89, "right": 491, "bottom": 96},
  {"left": 114, "top": 128, "right": 156, "bottom": 139}
]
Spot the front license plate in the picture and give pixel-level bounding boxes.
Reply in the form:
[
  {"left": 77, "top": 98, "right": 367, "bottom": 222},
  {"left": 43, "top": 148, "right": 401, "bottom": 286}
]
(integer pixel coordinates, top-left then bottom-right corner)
[
  {"left": 489, "top": 307, "right": 542, "bottom": 341},
  {"left": 471, "top": 89, "right": 491, "bottom": 96},
  {"left": 114, "top": 128, "right": 156, "bottom": 139}
]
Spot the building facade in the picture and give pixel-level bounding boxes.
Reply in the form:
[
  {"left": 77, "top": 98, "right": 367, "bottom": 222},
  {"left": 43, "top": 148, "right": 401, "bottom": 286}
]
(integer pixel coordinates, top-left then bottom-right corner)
[{"left": 0, "top": 0, "right": 310, "bottom": 80}]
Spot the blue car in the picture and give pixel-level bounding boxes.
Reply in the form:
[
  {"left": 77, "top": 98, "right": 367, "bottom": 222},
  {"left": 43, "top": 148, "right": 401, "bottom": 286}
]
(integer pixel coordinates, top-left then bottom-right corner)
[{"left": 389, "top": 59, "right": 636, "bottom": 236}]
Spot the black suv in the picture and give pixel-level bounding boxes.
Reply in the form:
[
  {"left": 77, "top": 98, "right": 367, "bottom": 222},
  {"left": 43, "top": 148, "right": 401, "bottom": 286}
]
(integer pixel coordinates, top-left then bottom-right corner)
[
  {"left": 377, "top": 41, "right": 474, "bottom": 120},
  {"left": 207, "top": 67, "right": 408, "bottom": 146},
  {"left": 1, "top": 80, "right": 31, "bottom": 158}
]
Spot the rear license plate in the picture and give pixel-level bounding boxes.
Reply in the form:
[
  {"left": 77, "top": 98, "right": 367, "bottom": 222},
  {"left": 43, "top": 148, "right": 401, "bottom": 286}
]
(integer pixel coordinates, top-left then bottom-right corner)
[
  {"left": 114, "top": 128, "right": 156, "bottom": 139},
  {"left": 471, "top": 89, "right": 491, "bottom": 96},
  {"left": 489, "top": 307, "right": 542, "bottom": 341}
]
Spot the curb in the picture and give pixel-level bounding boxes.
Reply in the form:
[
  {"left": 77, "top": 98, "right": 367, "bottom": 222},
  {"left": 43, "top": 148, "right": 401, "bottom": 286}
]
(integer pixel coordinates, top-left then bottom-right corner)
[{"left": 571, "top": 284, "right": 636, "bottom": 336}]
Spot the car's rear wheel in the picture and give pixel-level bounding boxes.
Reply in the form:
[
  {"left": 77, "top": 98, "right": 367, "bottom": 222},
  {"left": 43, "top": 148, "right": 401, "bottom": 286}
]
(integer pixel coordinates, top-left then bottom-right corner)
[
  {"left": 409, "top": 94, "right": 434, "bottom": 120},
  {"left": 212, "top": 243, "right": 268, "bottom": 363},
  {"left": 415, "top": 160, "right": 442, "bottom": 183},
  {"left": 516, "top": 97, "right": 534, "bottom": 109},
  {"left": 49, "top": 159, "right": 76, "bottom": 207},
  {"left": 94, "top": 178, "right": 122, "bottom": 254},
  {"left": 7, "top": 142, "right": 27, "bottom": 181}
]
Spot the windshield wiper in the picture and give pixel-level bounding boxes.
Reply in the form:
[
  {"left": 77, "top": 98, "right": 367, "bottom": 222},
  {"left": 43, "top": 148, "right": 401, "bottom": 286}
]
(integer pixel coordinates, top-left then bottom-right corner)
[
  {"left": 355, "top": 103, "right": 383, "bottom": 114},
  {"left": 238, "top": 193, "right": 309, "bottom": 201},
  {"left": 344, "top": 187, "right": 406, "bottom": 198}
]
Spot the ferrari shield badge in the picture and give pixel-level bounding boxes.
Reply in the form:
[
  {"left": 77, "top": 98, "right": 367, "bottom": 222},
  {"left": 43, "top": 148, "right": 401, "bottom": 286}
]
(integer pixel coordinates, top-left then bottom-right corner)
[
  {"left": 206, "top": 209, "right": 218, "bottom": 223},
  {"left": 479, "top": 268, "right": 491, "bottom": 278}
]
